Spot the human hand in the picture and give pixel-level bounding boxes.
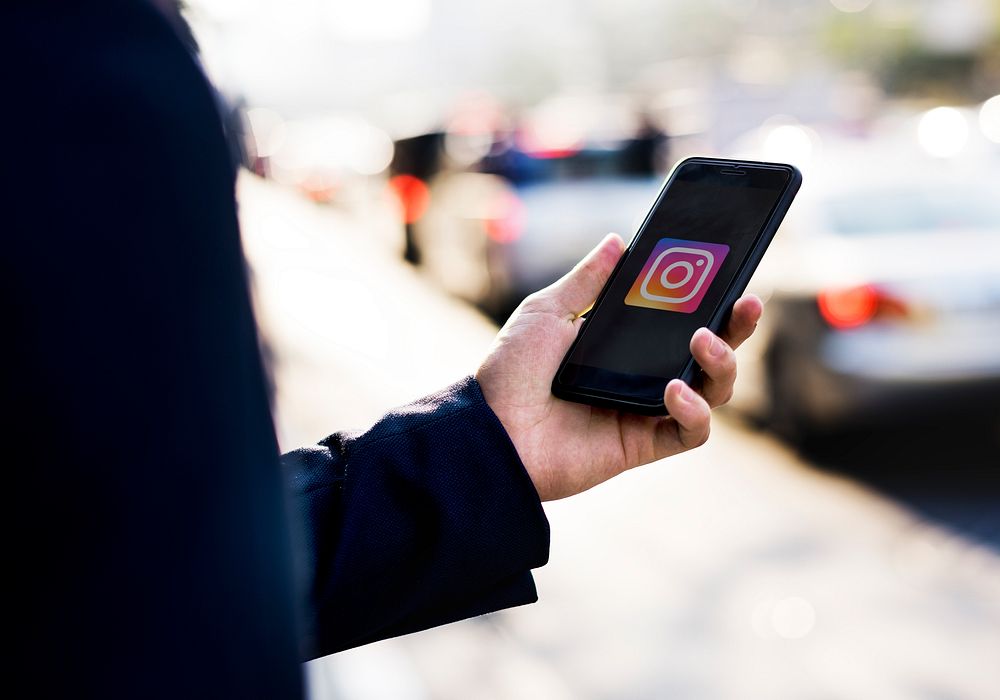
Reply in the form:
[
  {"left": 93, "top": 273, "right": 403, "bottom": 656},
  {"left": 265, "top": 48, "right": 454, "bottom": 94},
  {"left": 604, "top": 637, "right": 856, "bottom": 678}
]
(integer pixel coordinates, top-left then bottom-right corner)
[{"left": 476, "top": 233, "right": 763, "bottom": 501}]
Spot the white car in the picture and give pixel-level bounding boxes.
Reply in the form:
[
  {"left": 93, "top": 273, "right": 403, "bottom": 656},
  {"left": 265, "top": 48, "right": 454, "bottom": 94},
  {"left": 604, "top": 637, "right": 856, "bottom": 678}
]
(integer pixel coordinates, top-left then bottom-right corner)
[
  {"left": 732, "top": 137, "right": 1000, "bottom": 441},
  {"left": 413, "top": 145, "right": 662, "bottom": 320}
]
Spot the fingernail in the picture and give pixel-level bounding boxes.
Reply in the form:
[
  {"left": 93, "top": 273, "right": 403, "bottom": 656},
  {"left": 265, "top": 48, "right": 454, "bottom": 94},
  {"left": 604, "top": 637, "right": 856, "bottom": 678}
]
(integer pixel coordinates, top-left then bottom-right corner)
[
  {"left": 676, "top": 381, "right": 695, "bottom": 402},
  {"left": 708, "top": 333, "right": 726, "bottom": 358}
]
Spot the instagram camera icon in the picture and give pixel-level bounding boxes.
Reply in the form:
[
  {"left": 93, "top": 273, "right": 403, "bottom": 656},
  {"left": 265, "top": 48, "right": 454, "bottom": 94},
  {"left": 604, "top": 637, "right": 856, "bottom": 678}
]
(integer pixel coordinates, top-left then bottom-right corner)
[{"left": 625, "top": 238, "right": 730, "bottom": 313}]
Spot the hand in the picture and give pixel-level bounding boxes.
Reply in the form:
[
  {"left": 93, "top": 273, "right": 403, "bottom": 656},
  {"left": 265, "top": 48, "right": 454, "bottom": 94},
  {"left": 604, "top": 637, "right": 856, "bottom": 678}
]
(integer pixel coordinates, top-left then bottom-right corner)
[{"left": 476, "top": 233, "right": 763, "bottom": 501}]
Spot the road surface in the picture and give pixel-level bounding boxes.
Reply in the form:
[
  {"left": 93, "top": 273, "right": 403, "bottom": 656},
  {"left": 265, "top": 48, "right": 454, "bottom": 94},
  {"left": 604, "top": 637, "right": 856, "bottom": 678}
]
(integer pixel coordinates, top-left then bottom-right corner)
[{"left": 238, "top": 174, "right": 1000, "bottom": 700}]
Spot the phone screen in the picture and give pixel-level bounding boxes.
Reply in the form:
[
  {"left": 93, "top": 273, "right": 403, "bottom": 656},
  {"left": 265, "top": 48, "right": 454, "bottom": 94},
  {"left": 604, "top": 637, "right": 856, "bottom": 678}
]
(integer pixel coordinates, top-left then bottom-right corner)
[{"left": 558, "top": 161, "right": 792, "bottom": 403}]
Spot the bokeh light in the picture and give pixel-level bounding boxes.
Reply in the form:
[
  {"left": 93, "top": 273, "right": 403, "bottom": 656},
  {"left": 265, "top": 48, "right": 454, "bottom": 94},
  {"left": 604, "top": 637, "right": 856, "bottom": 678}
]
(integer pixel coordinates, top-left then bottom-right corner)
[
  {"left": 771, "top": 597, "right": 817, "bottom": 640},
  {"left": 979, "top": 95, "right": 1000, "bottom": 144},
  {"left": 389, "top": 174, "right": 431, "bottom": 224},
  {"left": 917, "top": 106, "right": 970, "bottom": 158},
  {"left": 759, "top": 121, "right": 820, "bottom": 168}
]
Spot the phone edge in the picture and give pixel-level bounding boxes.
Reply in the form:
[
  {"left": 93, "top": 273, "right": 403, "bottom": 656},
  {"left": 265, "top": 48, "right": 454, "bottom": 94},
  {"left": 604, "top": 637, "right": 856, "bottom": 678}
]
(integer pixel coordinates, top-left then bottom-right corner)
[
  {"left": 677, "top": 160, "right": 802, "bottom": 387},
  {"left": 551, "top": 156, "right": 803, "bottom": 416}
]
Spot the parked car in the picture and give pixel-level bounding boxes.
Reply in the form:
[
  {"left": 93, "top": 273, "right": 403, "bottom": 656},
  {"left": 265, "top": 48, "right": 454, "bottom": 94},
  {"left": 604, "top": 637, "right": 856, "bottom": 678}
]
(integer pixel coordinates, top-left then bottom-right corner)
[
  {"left": 395, "top": 94, "right": 669, "bottom": 320},
  {"left": 415, "top": 140, "right": 667, "bottom": 319},
  {"left": 732, "top": 132, "right": 1000, "bottom": 441}
]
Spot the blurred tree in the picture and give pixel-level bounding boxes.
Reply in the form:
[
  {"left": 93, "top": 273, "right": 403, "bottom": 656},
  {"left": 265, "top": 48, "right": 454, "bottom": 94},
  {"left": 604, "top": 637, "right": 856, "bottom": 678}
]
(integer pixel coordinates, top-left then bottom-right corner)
[{"left": 822, "top": 0, "right": 1000, "bottom": 101}]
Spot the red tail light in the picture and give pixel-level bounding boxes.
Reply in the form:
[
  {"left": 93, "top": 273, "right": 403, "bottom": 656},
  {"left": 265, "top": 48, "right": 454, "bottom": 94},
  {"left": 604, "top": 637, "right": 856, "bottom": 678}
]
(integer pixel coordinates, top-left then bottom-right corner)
[
  {"left": 817, "top": 284, "right": 908, "bottom": 329},
  {"left": 389, "top": 175, "right": 430, "bottom": 224},
  {"left": 484, "top": 190, "right": 525, "bottom": 244}
]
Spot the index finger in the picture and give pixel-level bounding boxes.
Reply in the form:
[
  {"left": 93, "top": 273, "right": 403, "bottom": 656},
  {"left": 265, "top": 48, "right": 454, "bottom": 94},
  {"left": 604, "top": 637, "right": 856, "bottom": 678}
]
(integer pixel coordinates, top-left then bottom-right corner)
[{"left": 719, "top": 294, "right": 763, "bottom": 350}]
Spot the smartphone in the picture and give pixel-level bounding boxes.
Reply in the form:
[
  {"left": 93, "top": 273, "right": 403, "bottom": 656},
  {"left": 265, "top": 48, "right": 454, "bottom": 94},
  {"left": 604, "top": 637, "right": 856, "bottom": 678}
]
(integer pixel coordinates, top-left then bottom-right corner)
[{"left": 552, "top": 156, "right": 801, "bottom": 415}]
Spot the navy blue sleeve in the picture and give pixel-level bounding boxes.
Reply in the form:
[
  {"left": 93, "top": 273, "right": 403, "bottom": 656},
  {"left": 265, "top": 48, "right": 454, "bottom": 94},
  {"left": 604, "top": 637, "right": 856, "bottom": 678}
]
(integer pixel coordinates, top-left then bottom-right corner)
[{"left": 283, "top": 376, "right": 550, "bottom": 658}]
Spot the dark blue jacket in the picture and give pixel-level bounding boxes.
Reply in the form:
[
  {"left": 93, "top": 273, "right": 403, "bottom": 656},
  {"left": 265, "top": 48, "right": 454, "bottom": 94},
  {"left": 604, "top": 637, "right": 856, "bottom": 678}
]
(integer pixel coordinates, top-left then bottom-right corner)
[{"left": 5, "top": 1, "right": 549, "bottom": 697}]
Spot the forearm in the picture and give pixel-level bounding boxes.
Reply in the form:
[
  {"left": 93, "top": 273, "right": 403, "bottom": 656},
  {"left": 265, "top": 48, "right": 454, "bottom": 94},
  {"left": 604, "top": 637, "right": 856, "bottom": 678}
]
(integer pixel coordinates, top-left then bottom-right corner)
[{"left": 282, "top": 376, "right": 550, "bottom": 658}]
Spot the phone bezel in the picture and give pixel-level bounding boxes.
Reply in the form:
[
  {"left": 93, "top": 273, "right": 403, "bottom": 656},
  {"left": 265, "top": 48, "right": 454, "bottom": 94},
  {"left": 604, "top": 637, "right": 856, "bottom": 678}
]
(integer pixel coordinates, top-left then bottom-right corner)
[{"left": 551, "top": 156, "right": 802, "bottom": 415}]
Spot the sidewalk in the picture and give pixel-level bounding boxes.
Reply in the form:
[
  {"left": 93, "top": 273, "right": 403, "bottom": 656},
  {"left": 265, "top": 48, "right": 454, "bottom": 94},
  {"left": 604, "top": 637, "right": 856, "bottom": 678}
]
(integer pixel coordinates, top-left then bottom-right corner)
[
  {"left": 238, "top": 173, "right": 499, "bottom": 447},
  {"left": 237, "top": 175, "right": 1000, "bottom": 700}
]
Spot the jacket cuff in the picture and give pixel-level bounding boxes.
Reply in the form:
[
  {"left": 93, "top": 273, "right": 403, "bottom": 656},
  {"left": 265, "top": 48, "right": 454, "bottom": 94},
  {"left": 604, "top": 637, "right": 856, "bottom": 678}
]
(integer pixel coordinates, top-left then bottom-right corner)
[{"left": 295, "top": 375, "right": 551, "bottom": 656}]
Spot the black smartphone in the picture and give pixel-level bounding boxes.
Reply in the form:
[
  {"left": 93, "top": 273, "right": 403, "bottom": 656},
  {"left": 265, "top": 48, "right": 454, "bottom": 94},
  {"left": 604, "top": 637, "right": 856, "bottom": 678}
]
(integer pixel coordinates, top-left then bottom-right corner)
[{"left": 552, "top": 156, "right": 801, "bottom": 415}]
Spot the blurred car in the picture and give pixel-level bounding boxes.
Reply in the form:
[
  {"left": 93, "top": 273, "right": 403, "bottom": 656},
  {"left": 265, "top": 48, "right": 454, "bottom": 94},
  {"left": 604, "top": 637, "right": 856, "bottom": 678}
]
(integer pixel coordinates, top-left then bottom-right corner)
[
  {"left": 416, "top": 147, "right": 663, "bottom": 319},
  {"left": 399, "top": 96, "right": 669, "bottom": 320},
  {"left": 733, "top": 132, "right": 1000, "bottom": 441}
]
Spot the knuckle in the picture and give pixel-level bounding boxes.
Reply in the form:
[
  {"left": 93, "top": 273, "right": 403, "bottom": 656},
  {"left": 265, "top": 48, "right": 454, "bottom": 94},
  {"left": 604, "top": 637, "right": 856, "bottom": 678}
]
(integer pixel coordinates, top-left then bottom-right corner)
[
  {"left": 518, "top": 292, "right": 549, "bottom": 314},
  {"left": 682, "top": 417, "right": 711, "bottom": 450},
  {"left": 703, "top": 354, "right": 736, "bottom": 384},
  {"left": 573, "top": 265, "right": 600, "bottom": 292},
  {"left": 723, "top": 341, "right": 738, "bottom": 362},
  {"left": 721, "top": 355, "right": 737, "bottom": 380},
  {"left": 724, "top": 363, "right": 738, "bottom": 388},
  {"left": 693, "top": 422, "right": 711, "bottom": 448}
]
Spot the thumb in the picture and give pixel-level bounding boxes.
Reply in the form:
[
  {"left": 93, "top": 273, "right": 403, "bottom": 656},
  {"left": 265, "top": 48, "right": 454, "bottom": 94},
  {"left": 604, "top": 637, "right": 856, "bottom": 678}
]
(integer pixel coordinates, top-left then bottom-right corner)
[{"left": 543, "top": 233, "right": 625, "bottom": 318}]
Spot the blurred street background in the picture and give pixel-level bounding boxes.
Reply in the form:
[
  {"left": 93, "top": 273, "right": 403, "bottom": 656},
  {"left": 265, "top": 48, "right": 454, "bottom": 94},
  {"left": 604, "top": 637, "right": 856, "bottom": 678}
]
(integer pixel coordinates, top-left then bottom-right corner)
[{"left": 185, "top": 0, "right": 1000, "bottom": 697}]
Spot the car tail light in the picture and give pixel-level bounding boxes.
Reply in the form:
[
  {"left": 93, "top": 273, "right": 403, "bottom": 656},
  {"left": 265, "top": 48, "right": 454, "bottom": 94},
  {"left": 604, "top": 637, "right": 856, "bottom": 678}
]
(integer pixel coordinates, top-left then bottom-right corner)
[
  {"left": 484, "top": 190, "right": 525, "bottom": 244},
  {"left": 817, "top": 284, "right": 909, "bottom": 329},
  {"left": 389, "top": 174, "right": 430, "bottom": 224}
]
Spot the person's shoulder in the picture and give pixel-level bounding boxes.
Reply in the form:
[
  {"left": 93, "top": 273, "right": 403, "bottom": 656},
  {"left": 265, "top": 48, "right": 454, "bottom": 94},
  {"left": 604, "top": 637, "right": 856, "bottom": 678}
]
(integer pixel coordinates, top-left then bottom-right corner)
[
  {"left": 6, "top": 1, "right": 214, "bottom": 127},
  {"left": 6, "top": 0, "right": 234, "bottom": 187},
  {"left": 7, "top": 1, "right": 193, "bottom": 65}
]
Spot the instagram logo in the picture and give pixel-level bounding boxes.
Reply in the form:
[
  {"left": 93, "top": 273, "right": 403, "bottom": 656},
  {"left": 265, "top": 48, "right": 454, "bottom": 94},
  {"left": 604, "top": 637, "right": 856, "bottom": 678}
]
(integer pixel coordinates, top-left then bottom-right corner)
[{"left": 625, "top": 237, "right": 730, "bottom": 313}]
